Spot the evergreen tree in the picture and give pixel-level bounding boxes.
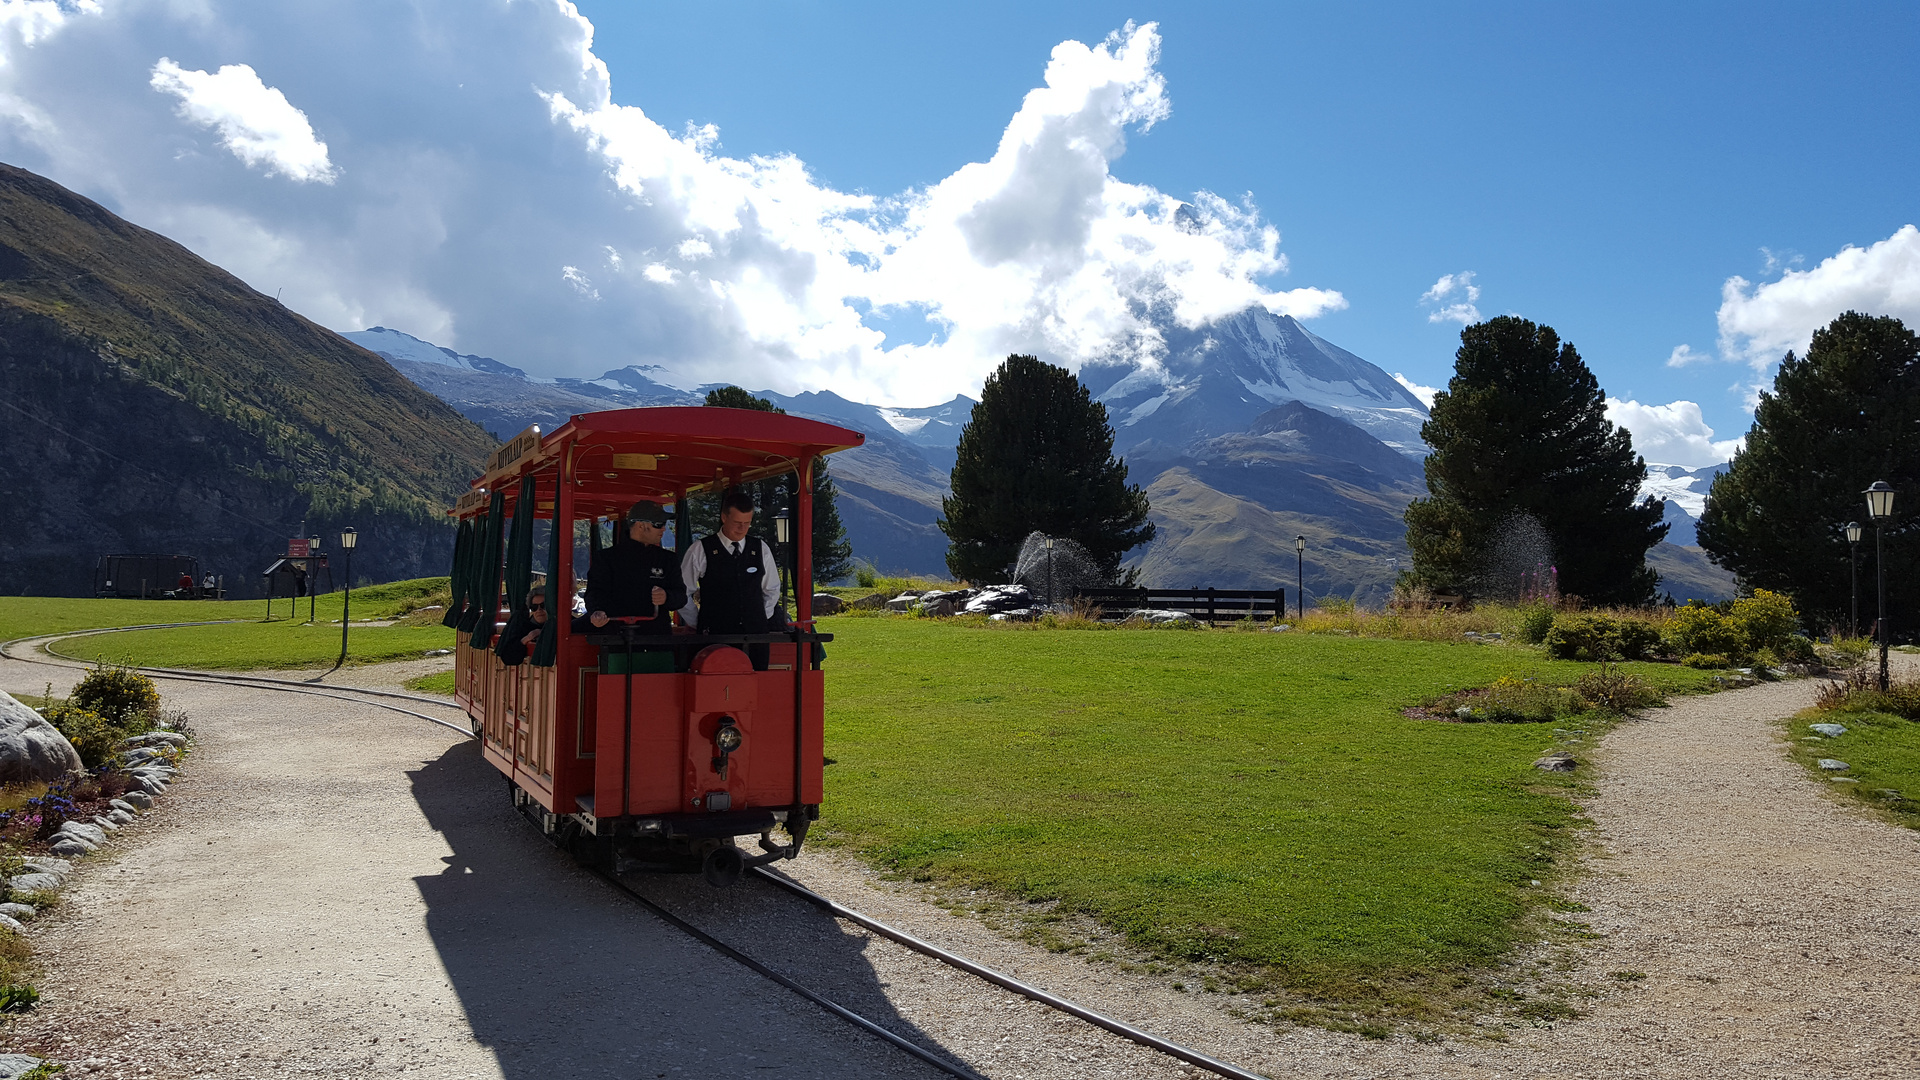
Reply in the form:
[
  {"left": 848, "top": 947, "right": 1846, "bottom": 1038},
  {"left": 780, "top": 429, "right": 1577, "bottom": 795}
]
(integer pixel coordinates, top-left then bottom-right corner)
[
  {"left": 691, "top": 386, "right": 855, "bottom": 582},
  {"left": 1405, "top": 316, "right": 1667, "bottom": 605},
  {"left": 1697, "top": 312, "right": 1920, "bottom": 629},
  {"left": 940, "top": 354, "right": 1154, "bottom": 583}
]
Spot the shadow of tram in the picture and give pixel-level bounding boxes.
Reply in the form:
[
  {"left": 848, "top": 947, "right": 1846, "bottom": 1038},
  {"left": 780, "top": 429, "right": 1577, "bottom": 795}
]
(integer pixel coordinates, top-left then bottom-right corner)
[{"left": 407, "top": 741, "right": 965, "bottom": 1079}]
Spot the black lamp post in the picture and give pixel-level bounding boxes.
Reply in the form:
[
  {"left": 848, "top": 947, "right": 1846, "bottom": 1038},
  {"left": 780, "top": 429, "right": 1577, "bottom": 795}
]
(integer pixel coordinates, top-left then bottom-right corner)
[
  {"left": 337, "top": 527, "right": 358, "bottom": 671},
  {"left": 307, "top": 535, "right": 322, "bottom": 624},
  {"left": 773, "top": 506, "right": 792, "bottom": 605},
  {"left": 1044, "top": 537, "right": 1055, "bottom": 608},
  {"left": 1294, "top": 534, "right": 1306, "bottom": 620},
  {"left": 1845, "top": 521, "right": 1862, "bottom": 639},
  {"left": 1864, "top": 482, "right": 1895, "bottom": 690}
]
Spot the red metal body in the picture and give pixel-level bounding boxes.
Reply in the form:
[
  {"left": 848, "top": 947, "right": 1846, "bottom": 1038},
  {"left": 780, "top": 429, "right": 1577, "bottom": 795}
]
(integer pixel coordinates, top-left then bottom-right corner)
[{"left": 449, "top": 407, "right": 861, "bottom": 853}]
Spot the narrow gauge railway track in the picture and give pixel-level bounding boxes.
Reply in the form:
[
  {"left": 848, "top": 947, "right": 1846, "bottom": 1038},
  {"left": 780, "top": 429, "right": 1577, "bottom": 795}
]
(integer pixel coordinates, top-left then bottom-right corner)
[{"left": 7, "top": 624, "right": 1273, "bottom": 1080}]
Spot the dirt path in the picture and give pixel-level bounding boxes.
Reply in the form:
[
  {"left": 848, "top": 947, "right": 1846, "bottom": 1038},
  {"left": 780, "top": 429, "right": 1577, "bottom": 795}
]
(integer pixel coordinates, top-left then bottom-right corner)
[{"left": 5, "top": 650, "right": 1918, "bottom": 1079}]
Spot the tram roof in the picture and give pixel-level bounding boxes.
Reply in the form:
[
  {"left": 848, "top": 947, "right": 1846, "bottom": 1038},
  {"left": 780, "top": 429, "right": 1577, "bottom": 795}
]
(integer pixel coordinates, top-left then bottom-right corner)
[{"left": 452, "top": 406, "right": 867, "bottom": 518}]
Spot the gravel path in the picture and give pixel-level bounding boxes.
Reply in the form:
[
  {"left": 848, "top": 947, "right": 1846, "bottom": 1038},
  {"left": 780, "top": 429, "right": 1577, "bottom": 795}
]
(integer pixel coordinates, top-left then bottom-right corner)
[{"left": 5, "top": 648, "right": 1918, "bottom": 1079}]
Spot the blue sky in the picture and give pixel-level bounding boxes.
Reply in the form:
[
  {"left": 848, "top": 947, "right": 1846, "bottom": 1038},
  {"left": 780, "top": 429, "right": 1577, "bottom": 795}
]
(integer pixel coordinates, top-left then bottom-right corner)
[{"left": 0, "top": 1, "right": 1914, "bottom": 467}]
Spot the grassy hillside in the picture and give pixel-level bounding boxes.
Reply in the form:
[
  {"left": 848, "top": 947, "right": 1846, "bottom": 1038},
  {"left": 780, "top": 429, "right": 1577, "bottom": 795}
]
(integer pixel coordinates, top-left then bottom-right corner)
[{"left": 0, "top": 162, "right": 495, "bottom": 595}]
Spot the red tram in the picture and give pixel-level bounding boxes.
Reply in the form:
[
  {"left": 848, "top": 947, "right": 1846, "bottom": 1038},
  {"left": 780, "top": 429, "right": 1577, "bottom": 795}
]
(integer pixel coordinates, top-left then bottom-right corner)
[{"left": 444, "top": 407, "right": 864, "bottom": 885}]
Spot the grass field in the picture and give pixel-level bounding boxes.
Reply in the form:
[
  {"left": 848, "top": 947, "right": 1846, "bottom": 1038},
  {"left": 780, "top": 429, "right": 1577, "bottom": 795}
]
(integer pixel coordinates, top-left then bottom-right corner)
[
  {"left": 1786, "top": 701, "right": 1920, "bottom": 831},
  {"left": 816, "top": 617, "right": 1715, "bottom": 1026}
]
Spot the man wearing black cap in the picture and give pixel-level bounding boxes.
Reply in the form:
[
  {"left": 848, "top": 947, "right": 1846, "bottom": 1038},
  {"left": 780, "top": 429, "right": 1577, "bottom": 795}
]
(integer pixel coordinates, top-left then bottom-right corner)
[
  {"left": 583, "top": 500, "right": 687, "bottom": 636},
  {"left": 678, "top": 487, "right": 781, "bottom": 669}
]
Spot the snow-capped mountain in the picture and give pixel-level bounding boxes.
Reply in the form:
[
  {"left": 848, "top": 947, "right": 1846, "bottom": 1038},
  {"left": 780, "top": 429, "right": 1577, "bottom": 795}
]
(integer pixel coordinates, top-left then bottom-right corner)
[
  {"left": 343, "top": 326, "right": 531, "bottom": 377},
  {"left": 1084, "top": 307, "right": 1431, "bottom": 462},
  {"left": 1640, "top": 462, "right": 1729, "bottom": 546}
]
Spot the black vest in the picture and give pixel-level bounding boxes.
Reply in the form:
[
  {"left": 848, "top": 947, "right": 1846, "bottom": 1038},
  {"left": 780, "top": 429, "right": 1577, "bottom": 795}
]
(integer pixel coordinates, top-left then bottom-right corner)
[{"left": 699, "top": 534, "right": 771, "bottom": 634}]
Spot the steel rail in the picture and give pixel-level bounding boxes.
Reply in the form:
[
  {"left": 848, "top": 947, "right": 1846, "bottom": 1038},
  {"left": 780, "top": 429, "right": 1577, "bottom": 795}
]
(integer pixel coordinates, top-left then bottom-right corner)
[{"left": 752, "top": 866, "right": 1275, "bottom": 1080}]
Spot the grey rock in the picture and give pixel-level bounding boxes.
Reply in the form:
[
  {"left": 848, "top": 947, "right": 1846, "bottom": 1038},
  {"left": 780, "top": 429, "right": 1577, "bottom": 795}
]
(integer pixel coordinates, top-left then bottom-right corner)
[
  {"left": 1534, "top": 752, "right": 1577, "bottom": 772},
  {"left": 988, "top": 608, "right": 1040, "bottom": 623},
  {"left": 1129, "top": 608, "right": 1198, "bottom": 625},
  {"left": 7, "top": 872, "right": 61, "bottom": 891},
  {"left": 0, "top": 904, "right": 34, "bottom": 920},
  {"left": 1455, "top": 706, "right": 1475, "bottom": 718},
  {"left": 849, "top": 592, "right": 890, "bottom": 610},
  {"left": 121, "top": 747, "right": 163, "bottom": 766},
  {"left": 963, "top": 584, "right": 1034, "bottom": 615},
  {"left": 811, "top": 592, "right": 847, "bottom": 615},
  {"left": 1817, "top": 758, "right": 1850, "bottom": 771},
  {"left": 885, "top": 593, "right": 920, "bottom": 612},
  {"left": 422, "top": 648, "right": 453, "bottom": 657},
  {"left": 1267, "top": 623, "right": 1293, "bottom": 632},
  {"left": 0, "top": 1054, "right": 45, "bottom": 1080},
  {"left": 120, "top": 731, "right": 187, "bottom": 749},
  {"left": 57, "top": 820, "right": 108, "bottom": 845},
  {"left": 47, "top": 839, "right": 91, "bottom": 857},
  {"left": 119, "top": 790, "right": 154, "bottom": 810},
  {"left": 0, "top": 690, "right": 84, "bottom": 784},
  {"left": 918, "top": 598, "right": 958, "bottom": 618},
  {"left": 106, "top": 808, "right": 135, "bottom": 825},
  {"left": 109, "top": 798, "right": 140, "bottom": 814},
  {"left": 1830, "top": 777, "right": 1859, "bottom": 784},
  {"left": 90, "top": 815, "right": 119, "bottom": 832},
  {"left": 1809, "top": 723, "right": 1848, "bottom": 738},
  {"left": 19, "top": 858, "right": 68, "bottom": 879},
  {"left": 136, "top": 777, "right": 167, "bottom": 796},
  {"left": 0, "top": 913, "right": 22, "bottom": 934}
]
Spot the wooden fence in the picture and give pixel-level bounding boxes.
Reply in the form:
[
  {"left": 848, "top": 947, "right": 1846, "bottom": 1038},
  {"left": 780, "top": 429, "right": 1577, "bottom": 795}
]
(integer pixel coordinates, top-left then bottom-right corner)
[{"left": 1070, "top": 587, "right": 1287, "bottom": 624}]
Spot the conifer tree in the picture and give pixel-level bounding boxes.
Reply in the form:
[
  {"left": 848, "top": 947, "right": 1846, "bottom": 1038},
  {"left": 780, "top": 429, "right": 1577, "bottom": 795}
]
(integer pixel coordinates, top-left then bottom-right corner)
[
  {"left": 940, "top": 354, "right": 1154, "bottom": 583},
  {"left": 1697, "top": 312, "right": 1919, "bottom": 627},
  {"left": 692, "top": 386, "right": 855, "bottom": 582},
  {"left": 1405, "top": 316, "right": 1667, "bottom": 605}
]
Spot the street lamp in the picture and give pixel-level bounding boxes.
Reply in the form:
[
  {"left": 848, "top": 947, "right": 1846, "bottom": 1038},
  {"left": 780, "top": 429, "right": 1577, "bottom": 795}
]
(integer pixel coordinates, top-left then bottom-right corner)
[
  {"left": 1044, "top": 536, "right": 1055, "bottom": 608},
  {"left": 308, "top": 535, "right": 322, "bottom": 624},
  {"left": 773, "top": 506, "right": 792, "bottom": 603},
  {"left": 1845, "top": 521, "right": 1863, "bottom": 639},
  {"left": 336, "top": 527, "right": 358, "bottom": 672},
  {"left": 1294, "top": 535, "right": 1306, "bottom": 620},
  {"left": 1864, "top": 483, "right": 1895, "bottom": 690}
]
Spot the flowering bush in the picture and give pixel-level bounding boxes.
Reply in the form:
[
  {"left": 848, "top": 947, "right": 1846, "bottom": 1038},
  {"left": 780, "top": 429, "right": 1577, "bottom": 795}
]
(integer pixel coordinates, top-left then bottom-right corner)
[
  {"left": 68, "top": 663, "right": 160, "bottom": 726},
  {"left": 1542, "top": 613, "right": 1662, "bottom": 661},
  {"left": 1728, "top": 590, "right": 1800, "bottom": 653},
  {"left": 1666, "top": 603, "right": 1746, "bottom": 659}
]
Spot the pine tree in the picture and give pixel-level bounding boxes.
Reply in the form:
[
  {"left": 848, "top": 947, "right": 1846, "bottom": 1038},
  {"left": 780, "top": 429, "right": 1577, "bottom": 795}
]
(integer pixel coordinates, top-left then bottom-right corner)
[
  {"left": 694, "top": 386, "right": 855, "bottom": 582},
  {"left": 940, "top": 354, "right": 1154, "bottom": 583},
  {"left": 1697, "top": 312, "right": 1920, "bottom": 629},
  {"left": 1405, "top": 316, "right": 1667, "bottom": 605}
]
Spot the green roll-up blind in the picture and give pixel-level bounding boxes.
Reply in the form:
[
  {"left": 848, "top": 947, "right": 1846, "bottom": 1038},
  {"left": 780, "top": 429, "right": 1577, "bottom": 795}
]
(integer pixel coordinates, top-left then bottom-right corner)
[
  {"left": 495, "top": 477, "right": 535, "bottom": 660},
  {"left": 469, "top": 489, "right": 506, "bottom": 649},
  {"left": 455, "top": 504, "right": 489, "bottom": 633},
  {"left": 533, "top": 476, "right": 561, "bottom": 667},
  {"left": 441, "top": 518, "right": 472, "bottom": 629}
]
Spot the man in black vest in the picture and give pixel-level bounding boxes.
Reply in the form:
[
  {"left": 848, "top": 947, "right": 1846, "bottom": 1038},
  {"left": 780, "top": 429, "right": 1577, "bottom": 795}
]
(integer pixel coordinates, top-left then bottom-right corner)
[
  {"left": 584, "top": 500, "right": 686, "bottom": 637},
  {"left": 678, "top": 487, "right": 781, "bottom": 670}
]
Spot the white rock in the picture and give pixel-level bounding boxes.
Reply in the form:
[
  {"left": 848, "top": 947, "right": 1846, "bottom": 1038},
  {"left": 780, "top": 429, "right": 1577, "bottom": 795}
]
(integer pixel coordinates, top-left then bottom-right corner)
[
  {"left": 0, "top": 913, "right": 21, "bottom": 934},
  {"left": 6, "top": 873, "right": 61, "bottom": 891},
  {"left": 109, "top": 798, "right": 140, "bottom": 814},
  {"left": 0, "top": 904, "right": 33, "bottom": 920},
  {"left": 1817, "top": 758, "right": 1850, "bottom": 771},
  {"left": 90, "top": 815, "right": 118, "bottom": 832},
  {"left": 106, "top": 808, "right": 135, "bottom": 825},
  {"left": 57, "top": 820, "right": 107, "bottom": 845},
  {"left": 18, "top": 857, "right": 68, "bottom": 878},
  {"left": 1809, "top": 723, "right": 1848, "bottom": 738},
  {"left": 0, "top": 690, "right": 83, "bottom": 783},
  {"left": 47, "top": 839, "right": 91, "bottom": 858}
]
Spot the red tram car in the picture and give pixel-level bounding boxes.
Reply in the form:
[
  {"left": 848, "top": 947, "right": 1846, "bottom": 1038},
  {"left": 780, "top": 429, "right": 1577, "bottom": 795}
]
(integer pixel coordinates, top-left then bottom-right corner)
[{"left": 445, "top": 407, "right": 864, "bottom": 885}]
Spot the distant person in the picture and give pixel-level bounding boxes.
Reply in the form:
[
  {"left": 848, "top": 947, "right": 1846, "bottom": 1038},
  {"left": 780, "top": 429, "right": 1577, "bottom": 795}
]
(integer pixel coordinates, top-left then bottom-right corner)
[
  {"left": 494, "top": 586, "right": 550, "bottom": 666},
  {"left": 291, "top": 564, "right": 309, "bottom": 598},
  {"left": 177, "top": 572, "right": 194, "bottom": 596},
  {"left": 583, "top": 500, "right": 686, "bottom": 637},
  {"left": 203, "top": 572, "right": 216, "bottom": 595},
  {"left": 679, "top": 488, "right": 780, "bottom": 670}
]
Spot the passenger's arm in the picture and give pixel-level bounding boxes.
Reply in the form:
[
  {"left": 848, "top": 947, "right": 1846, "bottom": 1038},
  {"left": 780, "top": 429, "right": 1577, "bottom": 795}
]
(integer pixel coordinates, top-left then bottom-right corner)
[
  {"left": 760, "top": 543, "right": 781, "bottom": 617},
  {"left": 677, "top": 541, "right": 704, "bottom": 628}
]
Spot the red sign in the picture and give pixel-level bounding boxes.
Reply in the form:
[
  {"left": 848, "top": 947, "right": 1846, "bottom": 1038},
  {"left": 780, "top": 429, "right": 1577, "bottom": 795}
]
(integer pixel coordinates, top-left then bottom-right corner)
[{"left": 288, "top": 538, "right": 311, "bottom": 557}]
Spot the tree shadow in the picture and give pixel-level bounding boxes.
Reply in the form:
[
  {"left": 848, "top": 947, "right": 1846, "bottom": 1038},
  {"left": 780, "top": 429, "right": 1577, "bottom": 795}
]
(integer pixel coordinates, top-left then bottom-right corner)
[{"left": 407, "top": 741, "right": 965, "bottom": 1079}]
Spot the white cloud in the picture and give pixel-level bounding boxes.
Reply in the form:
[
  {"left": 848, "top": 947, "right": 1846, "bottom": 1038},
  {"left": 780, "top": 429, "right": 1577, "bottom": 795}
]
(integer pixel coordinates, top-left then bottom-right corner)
[
  {"left": 149, "top": 58, "right": 336, "bottom": 183},
  {"left": 1717, "top": 224, "right": 1920, "bottom": 373},
  {"left": 1419, "top": 270, "right": 1480, "bottom": 325},
  {"left": 1605, "top": 397, "right": 1744, "bottom": 469},
  {"left": 0, "top": 7, "right": 1337, "bottom": 405},
  {"left": 1391, "top": 372, "right": 1438, "bottom": 408},
  {"left": 1664, "top": 344, "right": 1710, "bottom": 367}
]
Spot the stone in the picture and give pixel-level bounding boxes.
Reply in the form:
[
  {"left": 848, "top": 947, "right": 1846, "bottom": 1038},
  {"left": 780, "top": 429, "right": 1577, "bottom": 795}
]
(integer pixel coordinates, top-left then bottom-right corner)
[
  {"left": 1268, "top": 624, "right": 1292, "bottom": 632},
  {"left": 988, "top": 608, "right": 1039, "bottom": 623},
  {"left": 90, "top": 815, "right": 119, "bottom": 832},
  {"left": 136, "top": 777, "right": 166, "bottom": 796},
  {"left": 963, "top": 584, "right": 1034, "bottom": 615},
  {"left": 423, "top": 648, "right": 453, "bottom": 657},
  {"left": 119, "top": 731, "right": 187, "bottom": 749},
  {"left": 0, "top": 904, "right": 33, "bottom": 920},
  {"left": 1830, "top": 777, "right": 1859, "bottom": 784},
  {"left": 106, "top": 808, "right": 135, "bottom": 825},
  {"left": 811, "top": 592, "right": 847, "bottom": 615},
  {"left": 0, "top": 690, "right": 84, "bottom": 784},
  {"left": 121, "top": 747, "right": 163, "bottom": 766},
  {"left": 109, "top": 798, "right": 140, "bottom": 814},
  {"left": 119, "top": 790, "right": 154, "bottom": 810},
  {"left": 19, "top": 858, "right": 68, "bottom": 878},
  {"left": 918, "top": 598, "right": 958, "bottom": 618},
  {"left": 1128, "top": 609, "right": 1198, "bottom": 625},
  {"left": 0, "top": 1055, "right": 45, "bottom": 1080},
  {"left": 57, "top": 820, "right": 108, "bottom": 845},
  {"left": 0, "top": 913, "right": 21, "bottom": 934},
  {"left": 1533, "top": 752, "right": 1577, "bottom": 772},
  {"left": 1817, "top": 758, "right": 1850, "bottom": 771},
  {"left": 47, "top": 839, "right": 90, "bottom": 857},
  {"left": 885, "top": 593, "right": 921, "bottom": 612},
  {"left": 849, "top": 592, "right": 890, "bottom": 610},
  {"left": 1809, "top": 723, "right": 1848, "bottom": 738},
  {"left": 7, "top": 873, "right": 62, "bottom": 892}
]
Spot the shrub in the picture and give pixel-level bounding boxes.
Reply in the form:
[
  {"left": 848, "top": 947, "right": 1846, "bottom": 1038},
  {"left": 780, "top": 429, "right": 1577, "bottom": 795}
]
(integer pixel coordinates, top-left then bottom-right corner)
[
  {"left": 1666, "top": 603, "right": 1746, "bottom": 659},
  {"left": 46, "top": 705, "right": 118, "bottom": 768},
  {"left": 1682, "top": 653, "right": 1732, "bottom": 669},
  {"left": 1729, "top": 590, "right": 1800, "bottom": 653},
  {"left": 1775, "top": 634, "right": 1818, "bottom": 664},
  {"left": 1574, "top": 664, "right": 1660, "bottom": 712},
  {"left": 1814, "top": 668, "right": 1920, "bottom": 719},
  {"left": 854, "top": 564, "right": 878, "bottom": 589},
  {"left": 1474, "top": 676, "right": 1579, "bottom": 722},
  {"left": 1517, "top": 605, "right": 1555, "bottom": 645},
  {"left": 68, "top": 663, "right": 160, "bottom": 726},
  {"left": 1541, "top": 613, "right": 1661, "bottom": 661}
]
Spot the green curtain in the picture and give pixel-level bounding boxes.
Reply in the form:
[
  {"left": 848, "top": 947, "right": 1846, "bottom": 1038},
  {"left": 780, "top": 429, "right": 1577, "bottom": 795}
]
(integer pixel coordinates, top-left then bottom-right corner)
[
  {"left": 469, "top": 489, "right": 506, "bottom": 648},
  {"left": 495, "top": 476, "right": 535, "bottom": 659},
  {"left": 441, "top": 518, "right": 472, "bottom": 629},
  {"left": 533, "top": 476, "right": 561, "bottom": 667},
  {"left": 455, "top": 501, "right": 490, "bottom": 633}
]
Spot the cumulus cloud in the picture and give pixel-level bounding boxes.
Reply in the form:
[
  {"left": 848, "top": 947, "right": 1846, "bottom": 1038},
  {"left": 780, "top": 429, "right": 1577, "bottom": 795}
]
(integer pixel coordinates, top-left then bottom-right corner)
[
  {"left": 1419, "top": 271, "right": 1480, "bottom": 325},
  {"left": 0, "top": 6, "right": 1336, "bottom": 405},
  {"left": 1392, "top": 372, "right": 1438, "bottom": 408},
  {"left": 1717, "top": 224, "right": 1920, "bottom": 372},
  {"left": 1664, "top": 344, "right": 1710, "bottom": 367},
  {"left": 1605, "top": 397, "right": 1744, "bottom": 469},
  {"left": 149, "top": 59, "right": 336, "bottom": 183}
]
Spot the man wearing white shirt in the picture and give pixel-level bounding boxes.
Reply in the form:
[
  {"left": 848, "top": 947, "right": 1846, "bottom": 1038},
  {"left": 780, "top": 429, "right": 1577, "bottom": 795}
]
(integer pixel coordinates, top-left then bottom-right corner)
[{"left": 679, "top": 488, "right": 782, "bottom": 669}]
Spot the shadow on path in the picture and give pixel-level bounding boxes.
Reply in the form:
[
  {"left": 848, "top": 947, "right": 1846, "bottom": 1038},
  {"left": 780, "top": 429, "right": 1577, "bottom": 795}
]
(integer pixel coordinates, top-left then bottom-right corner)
[{"left": 408, "top": 741, "right": 968, "bottom": 1080}]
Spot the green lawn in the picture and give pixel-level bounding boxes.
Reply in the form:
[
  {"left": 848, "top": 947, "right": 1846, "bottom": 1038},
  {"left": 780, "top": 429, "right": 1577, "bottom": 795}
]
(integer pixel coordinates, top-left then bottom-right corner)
[
  {"left": 54, "top": 619, "right": 455, "bottom": 670},
  {"left": 0, "top": 579, "right": 450, "bottom": 645},
  {"left": 816, "top": 617, "right": 1714, "bottom": 1020},
  {"left": 1786, "top": 709, "right": 1920, "bottom": 830}
]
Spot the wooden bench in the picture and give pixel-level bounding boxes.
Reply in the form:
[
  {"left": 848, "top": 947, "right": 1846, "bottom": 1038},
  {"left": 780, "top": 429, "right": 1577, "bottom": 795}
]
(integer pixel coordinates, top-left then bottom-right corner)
[{"left": 1070, "top": 587, "right": 1287, "bottom": 624}]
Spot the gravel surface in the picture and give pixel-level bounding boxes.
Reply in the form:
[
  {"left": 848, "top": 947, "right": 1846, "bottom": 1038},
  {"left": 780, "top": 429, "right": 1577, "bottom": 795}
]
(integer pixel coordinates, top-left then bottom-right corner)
[{"left": 4, "top": 645, "right": 1917, "bottom": 1079}]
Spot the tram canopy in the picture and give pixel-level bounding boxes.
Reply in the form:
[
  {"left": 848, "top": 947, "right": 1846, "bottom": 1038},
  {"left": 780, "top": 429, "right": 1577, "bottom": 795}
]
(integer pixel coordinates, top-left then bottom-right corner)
[{"left": 451, "top": 406, "right": 867, "bottom": 520}]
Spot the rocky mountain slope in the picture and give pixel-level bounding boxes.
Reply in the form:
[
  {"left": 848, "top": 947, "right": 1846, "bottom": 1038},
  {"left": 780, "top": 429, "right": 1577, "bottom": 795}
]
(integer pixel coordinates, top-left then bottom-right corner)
[{"left": 0, "top": 163, "right": 494, "bottom": 596}]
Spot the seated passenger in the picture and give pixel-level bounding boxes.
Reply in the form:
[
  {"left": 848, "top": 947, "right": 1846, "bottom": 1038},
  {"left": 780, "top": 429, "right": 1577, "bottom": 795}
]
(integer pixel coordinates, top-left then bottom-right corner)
[
  {"left": 582, "top": 500, "right": 687, "bottom": 637},
  {"left": 494, "top": 586, "right": 550, "bottom": 666},
  {"left": 677, "top": 488, "right": 781, "bottom": 670}
]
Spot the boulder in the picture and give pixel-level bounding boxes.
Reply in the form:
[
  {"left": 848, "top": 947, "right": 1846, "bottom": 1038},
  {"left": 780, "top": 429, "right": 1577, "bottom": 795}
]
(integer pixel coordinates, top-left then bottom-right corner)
[
  {"left": 47, "top": 839, "right": 90, "bottom": 857},
  {"left": 0, "top": 691, "right": 83, "bottom": 784},
  {"left": 109, "top": 798, "right": 141, "bottom": 814},
  {"left": 964, "top": 585, "right": 1033, "bottom": 615},
  {"left": 849, "top": 593, "right": 890, "bottom": 611},
  {"left": 1129, "top": 609, "right": 1197, "bottom": 625},
  {"left": 988, "top": 608, "right": 1040, "bottom": 622},
  {"left": 19, "top": 857, "right": 68, "bottom": 878},
  {"left": 122, "top": 747, "right": 163, "bottom": 766},
  {"left": 7, "top": 873, "right": 61, "bottom": 892},
  {"left": 1809, "top": 723, "right": 1848, "bottom": 738},
  {"left": 120, "top": 731, "right": 187, "bottom": 749},
  {"left": 57, "top": 821, "right": 108, "bottom": 846},
  {"left": 885, "top": 593, "right": 921, "bottom": 612},
  {"left": 811, "top": 593, "right": 847, "bottom": 615},
  {"left": 1533, "top": 752, "right": 1577, "bottom": 772},
  {"left": 1267, "top": 624, "right": 1293, "bottom": 632},
  {"left": 106, "top": 808, "right": 135, "bottom": 825},
  {"left": 1817, "top": 758, "right": 1850, "bottom": 771},
  {"left": 0, "top": 1055, "right": 46, "bottom": 1080},
  {"left": 119, "top": 791, "right": 154, "bottom": 810},
  {"left": 0, "top": 904, "right": 33, "bottom": 921},
  {"left": 919, "top": 598, "right": 958, "bottom": 618}
]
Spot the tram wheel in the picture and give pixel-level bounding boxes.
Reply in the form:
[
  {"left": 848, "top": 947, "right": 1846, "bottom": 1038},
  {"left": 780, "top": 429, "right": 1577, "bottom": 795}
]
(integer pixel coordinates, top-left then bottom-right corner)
[{"left": 701, "top": 844, "right": 745, "bottom": 888}]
